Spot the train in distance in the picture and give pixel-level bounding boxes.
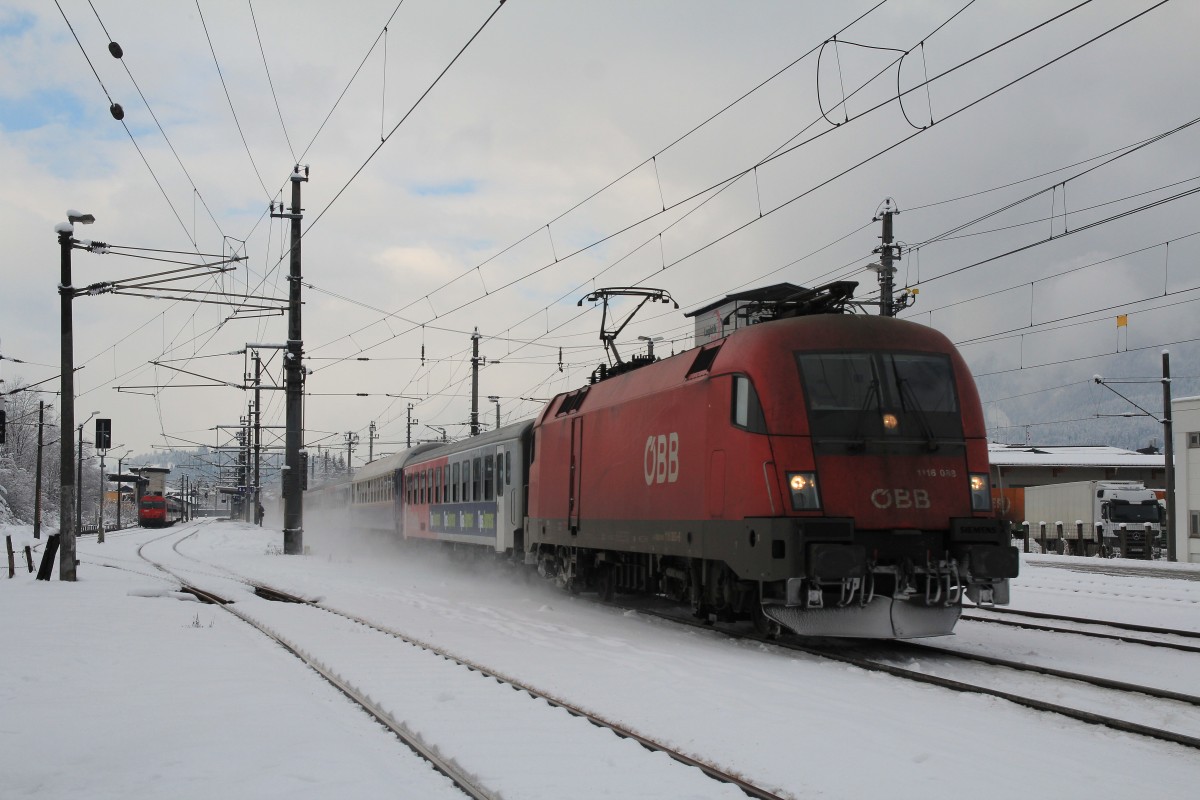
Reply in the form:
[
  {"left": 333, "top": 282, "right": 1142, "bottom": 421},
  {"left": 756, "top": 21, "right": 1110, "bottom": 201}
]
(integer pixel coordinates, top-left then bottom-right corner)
[
  {"left": 138, "top": 493, "right": 182, "bottom": 528},
  {"left": 305, "top": 281, "right": 1018, "bottom": 638}
]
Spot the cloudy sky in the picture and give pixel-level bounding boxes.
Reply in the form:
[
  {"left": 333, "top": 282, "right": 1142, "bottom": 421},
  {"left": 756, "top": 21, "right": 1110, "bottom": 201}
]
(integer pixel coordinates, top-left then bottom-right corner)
[{"left": 2, "top": 0, "right": 1197, "bottom": 465}]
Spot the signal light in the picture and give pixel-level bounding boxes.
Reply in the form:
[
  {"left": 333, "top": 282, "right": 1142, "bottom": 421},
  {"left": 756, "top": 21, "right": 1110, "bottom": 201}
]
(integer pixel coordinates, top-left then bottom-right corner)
[{"left": 95, "top": 418, "right": 111, "bottom": 450}]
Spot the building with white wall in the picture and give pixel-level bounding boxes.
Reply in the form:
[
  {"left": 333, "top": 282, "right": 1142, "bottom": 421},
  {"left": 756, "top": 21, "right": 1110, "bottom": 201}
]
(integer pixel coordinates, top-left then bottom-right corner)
[{"left": 1172, "top": 396, "right": 1200, "bottom": 564}]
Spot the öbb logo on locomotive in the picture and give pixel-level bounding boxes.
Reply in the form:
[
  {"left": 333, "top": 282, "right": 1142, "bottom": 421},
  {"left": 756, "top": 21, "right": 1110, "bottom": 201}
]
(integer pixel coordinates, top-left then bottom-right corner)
[
  {"left": 643, "top": 432, "right": 679, "bottom": 486},
  {"left": 870, "top": 488, "right": 932, "bottom": 510}
]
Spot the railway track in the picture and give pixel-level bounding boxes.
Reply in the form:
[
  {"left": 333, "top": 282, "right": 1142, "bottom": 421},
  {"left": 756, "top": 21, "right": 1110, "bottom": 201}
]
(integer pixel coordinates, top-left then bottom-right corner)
[
  {"left": 615, "top": 600, "right": 1200, "bottom": 753},
  {"left": 132, "top": 526, "right": 787, "bottom": 800},
  {"left": 961, "top": 606, "right": 1200, "bottom": 653}
]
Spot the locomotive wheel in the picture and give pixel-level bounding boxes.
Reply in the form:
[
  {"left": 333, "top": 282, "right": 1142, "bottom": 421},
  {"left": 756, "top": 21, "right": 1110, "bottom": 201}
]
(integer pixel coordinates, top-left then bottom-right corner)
[{"left": 555, "top": 550, "right": 579, "bottom": 595}]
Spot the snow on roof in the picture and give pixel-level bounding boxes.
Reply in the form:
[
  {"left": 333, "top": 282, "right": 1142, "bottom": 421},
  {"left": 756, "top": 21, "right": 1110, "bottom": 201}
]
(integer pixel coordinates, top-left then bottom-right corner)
[{"left": 988, "top": 443, "right": 1164, "bottom": 468}]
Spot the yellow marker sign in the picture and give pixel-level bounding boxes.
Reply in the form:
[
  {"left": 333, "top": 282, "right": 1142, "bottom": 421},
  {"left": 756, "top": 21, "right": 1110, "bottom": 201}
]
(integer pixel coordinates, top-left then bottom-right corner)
[{"left": 1116, "top": 314, "right": 1128, "bottom": 328}]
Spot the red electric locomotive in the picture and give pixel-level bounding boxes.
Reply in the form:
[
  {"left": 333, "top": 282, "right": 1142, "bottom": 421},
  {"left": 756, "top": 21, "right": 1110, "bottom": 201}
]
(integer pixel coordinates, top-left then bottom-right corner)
[
  {"left": 138, "top": 494, "right": 170, "bottom": 528},
  {"left": 526, "top": 284, "right": 1017, "bottom": 638}
]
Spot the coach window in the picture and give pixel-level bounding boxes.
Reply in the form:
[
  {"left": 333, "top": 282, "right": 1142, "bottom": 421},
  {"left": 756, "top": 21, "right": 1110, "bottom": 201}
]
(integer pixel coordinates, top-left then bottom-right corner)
[
  {"left": 442, "top": 467, "right": 448, "bottom": 503},
  {"left": 434, "top": 467, "right": 441, "bottom": 503},
  {"left": 472, "top": 457, "right": 482, "bottom": 501},
  {"left": 731, "top": 375, "right": 767, "bottom": 433},
  {"left": 451, "top": 462, "right": 460, "bottom": 502},
  {"left": 506, "top": 450, "right": 512, "bottom": 486},
  {"left": 484, "top": 455, "right": 495, "bottom": 501}
]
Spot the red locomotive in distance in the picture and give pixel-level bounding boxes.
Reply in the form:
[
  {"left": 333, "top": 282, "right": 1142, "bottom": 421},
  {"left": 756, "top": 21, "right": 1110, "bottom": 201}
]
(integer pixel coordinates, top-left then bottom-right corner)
[
  {"left": 526, "top": 283, "right": 1018, "bottom": 638},
  {"left": 138, "top": 494, "right": 172, "bottom": 528}
]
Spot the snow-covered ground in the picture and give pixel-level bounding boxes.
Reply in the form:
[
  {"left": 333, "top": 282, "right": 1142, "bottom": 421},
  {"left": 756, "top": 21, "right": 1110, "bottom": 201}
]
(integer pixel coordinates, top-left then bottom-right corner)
[{"left": 3, "top": 519, "right": 1199, "bottom": 799}]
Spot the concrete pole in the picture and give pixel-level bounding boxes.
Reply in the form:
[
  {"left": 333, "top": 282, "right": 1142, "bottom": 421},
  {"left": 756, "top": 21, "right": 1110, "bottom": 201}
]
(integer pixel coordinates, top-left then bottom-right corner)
[
  {"left": 76, "top": 423, "right": 83, "bottom": 538},
  {"left": 1163, "top": 350, "right": 1176, "bottom": 561},
  {"left": 470, "top": 328, "right": 480, "bottom": 436},
  {"left": 878, "top": 208, "right": 895, "bottom": 317},
  {"left": 254, "top": 351, "right": 262, "bottom": 525},
  {"left": 97, "top": 450, "right": 106, "bottom": 543},
  {"left": 58, "top": 227, "right": 77, "bottom": 580},
  {"left": 116, "top": 453, "right": 125, "bottom": 531},
  {"left": 33, "top": 401, "right": 45, "bottom": 539},
  {"left": 280, "top": 166, "right": 307, "bottom": 555}
]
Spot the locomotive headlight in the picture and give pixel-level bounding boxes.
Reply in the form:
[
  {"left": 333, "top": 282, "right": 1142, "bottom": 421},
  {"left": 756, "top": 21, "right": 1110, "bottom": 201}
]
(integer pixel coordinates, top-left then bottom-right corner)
[
  {"left": 787, "top": 472, "right": 821, "bottom": 510},
  {"left": 969, "top": 472, "right": 991, "bottom": 511},
  {"left": 881, "top": 413, "right": 899, "bottom": 430}
]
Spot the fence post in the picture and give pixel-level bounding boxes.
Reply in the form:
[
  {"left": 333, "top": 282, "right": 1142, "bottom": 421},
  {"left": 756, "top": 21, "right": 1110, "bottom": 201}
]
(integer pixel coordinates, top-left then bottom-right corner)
[
  {"left": 1076, "top": 521, "right": 1085, "bottom": 557},
  {"left": 1022, "top": 522, "right": 1030, "bottom": 554},
  {"left": 24, "top": 546, "right": 34, "bottom": 573},
  {"left": 1055, "top": 522, "right": 1064, "bottom": 554},
  {"left": 5, "top": 535, "right": 13, "bottom": 578},
  {"left": 1119, "top": 523, "right": 1128, "bottom": 558},
  {"left": 1145, "top": 523, "right": 1154, "bottom": 560},
  {"left": 1096, "top": 524, "right": 1106, "bottom": 558},
  {"left": 1039, "top": 522, "right": 1047, "bottom": 554}
]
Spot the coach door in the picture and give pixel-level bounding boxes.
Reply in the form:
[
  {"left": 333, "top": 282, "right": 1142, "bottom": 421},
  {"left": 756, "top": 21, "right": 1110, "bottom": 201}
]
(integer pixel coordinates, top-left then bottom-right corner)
[
  {"left": 495, "top": 445, "right": 509, "bottom": 552},
  {"left": 568, "top": 417, "right": 583, "bottom": 532}
]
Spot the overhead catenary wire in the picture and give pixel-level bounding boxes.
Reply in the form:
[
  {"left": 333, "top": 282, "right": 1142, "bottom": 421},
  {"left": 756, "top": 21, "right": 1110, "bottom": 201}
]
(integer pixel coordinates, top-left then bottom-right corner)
[
  {"left": 305, "top": 0, "right": 909, "bottom": 358},
  {"left": 195, "top": 0, "right": 273, "bottom": 202},
  {"left": 54, "top": 2, "right": 1190, "bottom": 454},
  {"left": 248, "top": 0, "right": 297, "bottom": 163},
  {"left": 308, "top": 0, "right": 1149, "bottom": 376}
]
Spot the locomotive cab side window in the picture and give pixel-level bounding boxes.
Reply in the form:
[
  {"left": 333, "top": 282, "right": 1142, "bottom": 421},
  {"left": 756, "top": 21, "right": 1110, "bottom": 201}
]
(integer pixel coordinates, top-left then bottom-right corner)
[{"left": 731, "top": 375, "right": 767, "bottom": 433}]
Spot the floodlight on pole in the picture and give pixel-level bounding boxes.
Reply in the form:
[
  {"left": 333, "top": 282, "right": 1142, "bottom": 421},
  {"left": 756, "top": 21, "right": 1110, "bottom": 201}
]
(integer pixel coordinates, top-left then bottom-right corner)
[{"left": 487, "top": 395, "right": 500, "bottom": 431}]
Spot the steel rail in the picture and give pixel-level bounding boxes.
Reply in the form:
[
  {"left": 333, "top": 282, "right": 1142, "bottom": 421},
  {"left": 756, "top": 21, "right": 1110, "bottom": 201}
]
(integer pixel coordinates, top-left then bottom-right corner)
[
  {"left": 145, "top": 533, "right": 786, "bottom": 800},
  {"left": 250, "top": 584, "right": 790, "bottom": 800},
  {"left": 890, "top": 640, "right": 1200, "bottom": 707},
  {"left": 959, "top": 613, "right": 1200, "bottom": 654},
  {"left": 964, "top": 605, "right": 1200, "bottom": 639},
  {"left": 621, "top": 604, "right": 1200, "bottom": 753},
  {"left": 134, "top": 527, "right": 496, "bottom": 800}
]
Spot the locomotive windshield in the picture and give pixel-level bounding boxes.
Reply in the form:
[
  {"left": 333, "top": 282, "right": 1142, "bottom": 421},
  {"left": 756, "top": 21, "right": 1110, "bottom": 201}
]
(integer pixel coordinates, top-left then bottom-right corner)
[{"left": 796, "top": 351, "right": 962, "bottom": 450}]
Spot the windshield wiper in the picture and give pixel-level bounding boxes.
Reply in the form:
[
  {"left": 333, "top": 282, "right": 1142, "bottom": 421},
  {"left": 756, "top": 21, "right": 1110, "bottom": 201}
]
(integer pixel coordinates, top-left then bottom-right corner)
[
  {"left": 848, "top": 379, "right": 880, "bottom": 452},
  {"left": 897, "top": 378, "right": 939, "bottom": 452}
]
